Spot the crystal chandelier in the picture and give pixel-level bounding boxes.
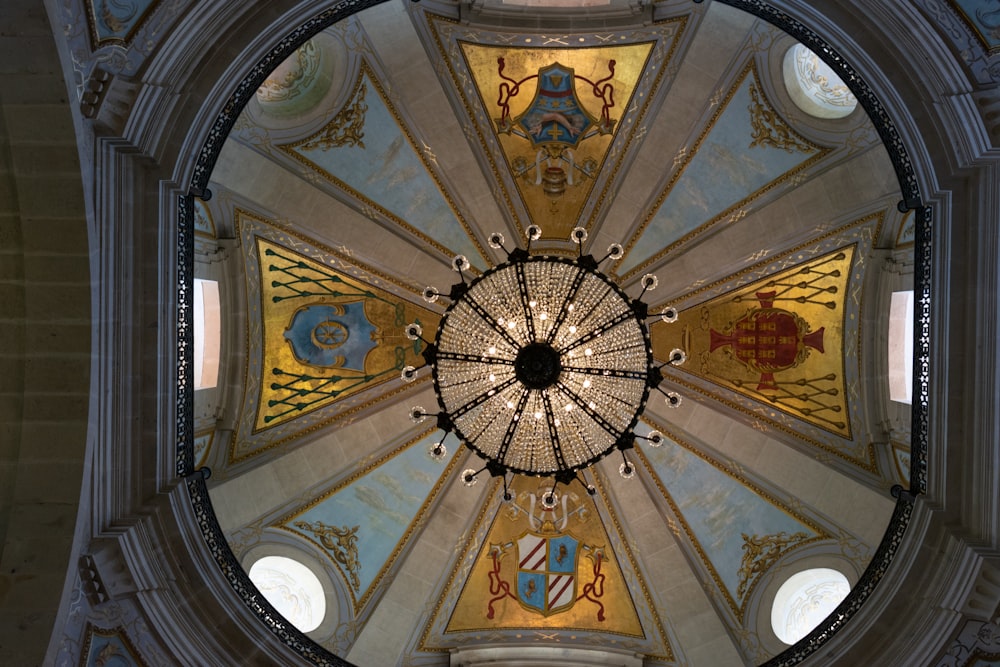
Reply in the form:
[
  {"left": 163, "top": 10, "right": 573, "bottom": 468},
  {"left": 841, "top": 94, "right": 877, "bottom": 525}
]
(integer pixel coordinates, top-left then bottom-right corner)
[{"left": 404, "top": 226, "right": 685, "bottom": 505}]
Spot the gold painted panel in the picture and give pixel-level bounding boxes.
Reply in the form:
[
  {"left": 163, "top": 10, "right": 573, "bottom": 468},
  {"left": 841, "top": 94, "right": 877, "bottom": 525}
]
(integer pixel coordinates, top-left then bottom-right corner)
[
  {"left": 254, "top": 236, "right": 439, "bottom": 432},
  {"left": 652, "top": 247, "right": 854, "bottom": 438},
  {"left": 443, "top": 478, "right": 644, "bottom": 637},
  {"left": 461, "top": 42, "right": 654, "bottom": 240}
]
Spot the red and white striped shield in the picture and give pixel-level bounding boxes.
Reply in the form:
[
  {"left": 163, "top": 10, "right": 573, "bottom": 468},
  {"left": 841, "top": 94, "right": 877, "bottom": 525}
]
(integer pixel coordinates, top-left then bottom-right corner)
[{"left": 515, "top": 532, "right": 579, "bottom": 615}]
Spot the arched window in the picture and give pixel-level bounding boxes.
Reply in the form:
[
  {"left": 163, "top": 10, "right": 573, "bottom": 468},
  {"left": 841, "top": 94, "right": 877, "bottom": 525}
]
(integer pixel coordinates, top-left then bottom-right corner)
[
  {"left": 193, "top": 278, "right": 221, "bottom": 390},
  {"left": 888, "top": 290, "right": 914, "bottom": 404}
]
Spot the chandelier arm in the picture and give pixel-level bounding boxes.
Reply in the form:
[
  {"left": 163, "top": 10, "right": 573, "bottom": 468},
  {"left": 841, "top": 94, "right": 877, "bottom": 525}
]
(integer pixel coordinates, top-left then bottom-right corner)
[
  {"left": 447, "top": 376, "right": 520, "bottom": 421},
  {"left": 556, "top": 309, "right": 638, "bottom": 355},
  {"left": 435, "top": 350, "right": 517, "bottom": 366},
  {"left": 566, "top": 337, "right": 648, "bottom": 359},
  {"left": 555, "top": 380, "right": 625, "bottom": 442},
  {"left": 541, "top": 390, "right": 568, "bottom": 473},
  {"left": 514, "top": 262, "right": 537, "bottom": 342},
  {"left": 560, "top": 365, "right": 647, "bottom": 381},
  {"left": 544, "top": 265, "right": 588, "bottom": 346},
  {"left": 494, "top": 387, "right": 533, "bottom": 468},
  {"left": 461, "top": 292, "right": 525, "bottom": 351}
]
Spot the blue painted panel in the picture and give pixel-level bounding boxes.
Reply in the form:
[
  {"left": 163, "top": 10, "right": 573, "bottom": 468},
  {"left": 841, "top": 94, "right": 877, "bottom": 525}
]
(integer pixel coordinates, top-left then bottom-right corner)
[
  {"left": 293, "top": 73, "right": 483, "bottom": 268},
  {"left": 288, "top": 432, "right": 451, "bottom": 598},
  {"left": 954, "top": 1, "right": 1000, "bottom": 51},
  {"left": 641, "top": 433, "right": 818, "bottom": 601},
  {"left": 620, "top": 75, "right": 815, "bottom": 273}
]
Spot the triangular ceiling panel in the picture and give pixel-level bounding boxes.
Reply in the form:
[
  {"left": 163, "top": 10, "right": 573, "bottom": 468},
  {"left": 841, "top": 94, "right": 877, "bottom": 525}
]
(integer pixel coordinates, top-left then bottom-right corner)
[
  {"left": 420, "top": 477, "right": 674, "bottom": 662},
  {"left": 231, "top": 211, "right": 440, "bottom": 462},
  {"left": 460, "top": 42, "right": 653, "bottom": 240},
  {"left": 276, "top": 430, "right": 461, "bottom": 615},
  {"left": 653, "top": 246, "right": 854, "bottom": 439},
  {"left": 278, "top": 62, "right": 489, "bottom": 269},
  {"left": 618, "top": 61, "right": 829, "bottom": 277},
  {"left": 636, "top": 429, "right": 827, "bottom": 617},
  {"left": 422, "top": 14, "right": 686, "bottom": 242}
]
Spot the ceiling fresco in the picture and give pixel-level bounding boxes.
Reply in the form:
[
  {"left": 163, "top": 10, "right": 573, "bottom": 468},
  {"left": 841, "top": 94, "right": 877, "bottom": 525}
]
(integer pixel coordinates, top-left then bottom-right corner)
[
  {"left": 422, "top": 475, "right": 675, "bottom": 662},
  {"left": 230, "top": 211, "right": 440, "bottom": 462},
  {"left": 195, "top": 1, "right": 913, "bottom": 664},
  {"left": 654, "top": 246, "right": 854, "bottom": 439},
  {"left": 278, "top": 63, "right": 490, "bottom": 269},
  {"left": 421, "top": 14, "right": 687, "bottom": 243}
]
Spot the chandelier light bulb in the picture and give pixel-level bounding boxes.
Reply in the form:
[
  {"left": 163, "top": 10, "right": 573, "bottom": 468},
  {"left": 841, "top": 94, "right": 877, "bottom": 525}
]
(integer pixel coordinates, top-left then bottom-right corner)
[
  {"left": 422, "top": 286, "right": 440, "bottom": 303},
  {"left": 665, "top": 392, "right": 682, "bottom": 408},
  {"left": 462, "top": 469, "right": 479, "bottom": 487},
  {"left": 647, "top": 430, "right": 664, "bottom": 446},
  {"left": 400, "top": 366, "right": 418, "bottom": 382},
  {"left": 527, "top": 225, "right": 542, "bottom": 241},
  {"left": 571, "top": 226, "right": 588, "bottom": 244},
  {"left": 541, "top": 491, "right": 559, "bottom": 509},
  {"left": 405, "top": 323, "right": 423, "bottom": 340},
  {"left": 669, "top": 348, "right": 687, "bottom": 365},
  {"left": 409, "top": 406, "right": 427, "bottom": 423},
  {"left": 660, "top": 306, "right": 678, "bottom": 323},
  {"left": 452, "top": 255, "right": 470, "bottom": 272},
  {"left": 619, "top": 461, "right": 636, "bottom": 479},
  {"left": 428, "top": 442, "right": 447, "bottom": 459},
  {"left": 607, "top": 243, "right": 624, "bottom": 260},
  {"left": 488, "top": 232, "right": 505, "bottom": 249},
  {"left": 641, "top": 274, "right": 659, "bottom": 290}
]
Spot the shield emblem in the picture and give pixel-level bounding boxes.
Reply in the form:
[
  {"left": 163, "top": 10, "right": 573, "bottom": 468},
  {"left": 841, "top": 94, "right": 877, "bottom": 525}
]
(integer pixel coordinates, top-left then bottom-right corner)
[
  {"left": 283, "top": 302, "right": 378, "bottom": 371},
  {"left": 513, "top": 64, "right": 598, "bottom": 149},
  {"left": 516, "top": 532, "right": 579, "bottom": 615},
  {"left": 709, "top": 304, "right": 825, "bottom": 390}
]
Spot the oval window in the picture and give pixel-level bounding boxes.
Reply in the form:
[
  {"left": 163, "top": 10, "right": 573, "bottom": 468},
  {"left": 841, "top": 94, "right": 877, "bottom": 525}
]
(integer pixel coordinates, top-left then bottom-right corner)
[
  {"left": 783, "top": 44, "right": 858, "bottom": 119},
  {"left": 248, "top": 555, "right": 326, "bottom": 633},
  {"left": 771, "top": 567, "right": 850, "bottom": 644}
]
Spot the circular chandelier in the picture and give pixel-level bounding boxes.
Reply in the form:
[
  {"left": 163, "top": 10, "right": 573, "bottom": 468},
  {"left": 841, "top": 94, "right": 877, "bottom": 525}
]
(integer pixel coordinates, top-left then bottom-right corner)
[{"left": 404, "top": 226, "right": 686, "bottom": 504}]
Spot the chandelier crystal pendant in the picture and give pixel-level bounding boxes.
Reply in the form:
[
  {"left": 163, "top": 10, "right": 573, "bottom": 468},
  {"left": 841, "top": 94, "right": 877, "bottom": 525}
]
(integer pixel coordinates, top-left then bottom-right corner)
[{"left": 407, "top": 226, "right": 685, "bottom": 501}]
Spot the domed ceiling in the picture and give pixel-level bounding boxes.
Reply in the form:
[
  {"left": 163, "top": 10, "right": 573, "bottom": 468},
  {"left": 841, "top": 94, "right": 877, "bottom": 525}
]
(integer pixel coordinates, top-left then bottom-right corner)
[{"left": 191, "top": 1, "right": 914, "bottom": 664}]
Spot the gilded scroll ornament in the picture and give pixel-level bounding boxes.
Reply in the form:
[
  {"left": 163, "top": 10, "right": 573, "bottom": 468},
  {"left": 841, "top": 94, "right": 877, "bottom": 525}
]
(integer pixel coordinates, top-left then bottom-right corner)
[
  {"left": 294, "top": 520, "right": 362, "bottom": 591},
  {"left": 737, "top": 530, "right": 810, "bottom": 598},
  {"left": 748, "top": 82, "right": 813, "bottom": 154},
  {"left": 299, "top": 81, "right": 368, "bottom": 151}
]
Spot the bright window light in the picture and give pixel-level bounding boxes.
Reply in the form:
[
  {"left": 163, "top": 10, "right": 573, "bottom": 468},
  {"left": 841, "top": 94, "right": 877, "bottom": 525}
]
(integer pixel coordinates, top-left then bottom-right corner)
[
  {"left": 888, "top": 290, "right": 913, "bottom": 404},
  {"left": 783, "top": 44, "right": 858, "bottom": 119},
  {"left": 771, "top": 568, "right": 850, "bottom": 644},
  {"left": 248, "top": 556, "right": 326, "bottom": 633},
  {"left": 193, "top": 278, "right": 221, "bottom": 390}
]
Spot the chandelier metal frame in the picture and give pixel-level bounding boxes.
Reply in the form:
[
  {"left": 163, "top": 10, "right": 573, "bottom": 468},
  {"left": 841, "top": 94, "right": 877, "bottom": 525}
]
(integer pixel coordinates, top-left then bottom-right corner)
[{"left": 405, "top": 226, "right": 685, "bottom": 502}]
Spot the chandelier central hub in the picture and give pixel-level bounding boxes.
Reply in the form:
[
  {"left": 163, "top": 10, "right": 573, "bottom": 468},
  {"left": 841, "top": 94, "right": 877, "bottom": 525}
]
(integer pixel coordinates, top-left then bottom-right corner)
[{"left": 514, "top": 342, "right": 562, "bottom": 389}]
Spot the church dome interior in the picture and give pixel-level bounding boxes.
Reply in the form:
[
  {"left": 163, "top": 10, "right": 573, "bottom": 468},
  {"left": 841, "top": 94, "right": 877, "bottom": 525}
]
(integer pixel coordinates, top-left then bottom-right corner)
[
  {"left": 6, "top": 0, "right": 1000, "bottom": 665},
  {"left": 189, "top": 1, "right": 915, "bottom": 663}
]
